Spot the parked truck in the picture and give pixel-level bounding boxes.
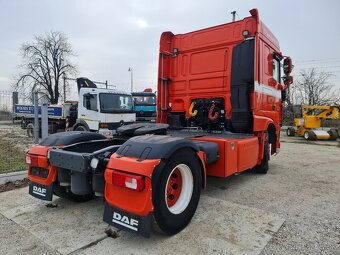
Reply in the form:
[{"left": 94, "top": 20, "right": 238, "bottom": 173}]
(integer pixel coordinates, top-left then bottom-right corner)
[
  {"left": 132, "top": 89, "right": 157, "bottom": 122},
  {"left": 26, "top": 9, "right": 293, "bottom": 237},
  {"left": 15, "top": 78, "right": 135, "bottom": 137}
]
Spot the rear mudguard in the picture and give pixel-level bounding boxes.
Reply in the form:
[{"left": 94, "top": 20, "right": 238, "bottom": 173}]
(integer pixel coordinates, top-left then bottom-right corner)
[
  {"left": 27, "top": 145, "right": 58, "bottom": 201},
  {"left": 27, "top": 131, "right": 107, "bottom": 199},
  {"left": 27, "top": 145, "right": 58, "bottom": 186},
  {"left": 103, "top": 135, "right": 209, "bottom": 236}
]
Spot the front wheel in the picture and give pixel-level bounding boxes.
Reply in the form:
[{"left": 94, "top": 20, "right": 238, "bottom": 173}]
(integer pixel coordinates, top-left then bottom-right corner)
[
  {"left": 286, "top": 127, "right": 295, "bottom": 136},
  {"left": 74, "top": 125, "right": 88, "bottom": 132},
  {"left": 252, "top": 133, "right": 269, "bottom": 174},
  {"left": 153, "top": 149, "right": 202, "bottom": 235}
]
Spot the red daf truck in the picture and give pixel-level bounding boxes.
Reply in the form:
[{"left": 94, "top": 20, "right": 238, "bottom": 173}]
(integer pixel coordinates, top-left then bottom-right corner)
[
  {"left": 102, "top": 8, "right": 293, "bottom": 236},
  {"left": 26, "top": 9, "right": 293, "bottom": 237}
]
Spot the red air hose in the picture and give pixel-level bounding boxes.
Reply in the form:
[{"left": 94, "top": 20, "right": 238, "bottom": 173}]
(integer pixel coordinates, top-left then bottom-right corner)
[{"left": 208, "top": 103, "right": 219, "bottom": 121}]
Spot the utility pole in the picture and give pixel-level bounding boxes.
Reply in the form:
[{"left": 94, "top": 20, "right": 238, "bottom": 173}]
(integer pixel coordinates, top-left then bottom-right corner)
[
  {"left": 63, "top": 74, "right": 66, "bottom": 102},
  {"left": 33, "top": 91, "right": 39, "bottom": 144},
  {"left": 231, "top": 11, "right": 236, "bottom": 22},
  {"left": 128, "top": 67, "right": 133, "bottom": 92},
  {"left": 41, "top": 96, "right": 48, "bottom": 140}
]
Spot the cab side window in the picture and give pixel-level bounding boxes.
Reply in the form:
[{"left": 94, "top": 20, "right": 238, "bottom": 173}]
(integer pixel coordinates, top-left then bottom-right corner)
[
  {"left": 83, "top": 94, "right": 98, "bottom": 111},
  {"left": 273, "top": 57, "right": 281, "bottom": 83}
]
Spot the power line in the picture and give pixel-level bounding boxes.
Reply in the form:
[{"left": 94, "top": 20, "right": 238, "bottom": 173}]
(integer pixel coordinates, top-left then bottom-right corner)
[
  {"left": 295, "top": 57, "right": 340, "bottom": 64},
  {"left": 297, "top": 61, "right": 340, "bottom": 67},
  {"left": 294, "top": 65, "right": 340, "bottom": 70}
]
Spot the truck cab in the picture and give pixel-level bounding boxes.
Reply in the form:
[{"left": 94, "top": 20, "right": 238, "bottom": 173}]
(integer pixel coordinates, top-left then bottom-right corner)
[
  {"left": 76, "top": 88, "right": 135, "bottom": 135},
  {"left": 132, "top": 90, "right": 156, "bottom": 122}
]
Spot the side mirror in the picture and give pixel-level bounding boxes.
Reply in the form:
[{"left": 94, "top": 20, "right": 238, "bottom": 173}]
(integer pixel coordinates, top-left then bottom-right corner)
[
  {"left": 84, "top": 93, "right": 92, "bottom": 99},
  {"left": 283, "top": 57, "right": 293, "bottom": 75},
  {"left": 85, "top": 97, "right": 91, "bottom": 110},
  {"left": 283, "top": 75, "right": 294, "bottom": 86}
]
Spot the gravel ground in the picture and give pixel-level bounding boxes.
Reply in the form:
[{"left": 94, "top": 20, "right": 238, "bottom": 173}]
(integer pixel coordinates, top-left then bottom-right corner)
[
  {"left": 204, "top": 139, "right": 340, "bottom": 255},
  {"left": 0, "top": 125, "right": 339, "bottom": 254}
]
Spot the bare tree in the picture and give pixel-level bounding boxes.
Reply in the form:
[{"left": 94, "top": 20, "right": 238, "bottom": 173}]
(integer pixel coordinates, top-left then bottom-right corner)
[
  {"left": 292, "top": 68, "right": 339, "bottom": 105},
  {"left": 14, "top": 31, "right": 77, "bottom": 104}
]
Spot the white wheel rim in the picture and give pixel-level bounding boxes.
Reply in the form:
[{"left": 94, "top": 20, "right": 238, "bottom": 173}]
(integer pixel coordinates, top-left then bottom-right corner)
[
  {"left": 304, "top": 132, "right": 309, "bottom": 139},
  {"left": 165, "top": 164, "right": 193, "bottom": 215}
]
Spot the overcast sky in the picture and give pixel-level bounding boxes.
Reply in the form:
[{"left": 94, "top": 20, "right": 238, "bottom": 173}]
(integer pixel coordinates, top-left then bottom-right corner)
[{"left": 1, "top": 0, "right": 340, "bottom": 100}]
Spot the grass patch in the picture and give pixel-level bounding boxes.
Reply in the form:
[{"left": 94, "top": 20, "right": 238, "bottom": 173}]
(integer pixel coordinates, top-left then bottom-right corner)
[
  {"left": 0, "top": 139, "right": 27, "bottom": 174},
  {"left": 0, "top": 156, "right": 27, "bottom": 173}
]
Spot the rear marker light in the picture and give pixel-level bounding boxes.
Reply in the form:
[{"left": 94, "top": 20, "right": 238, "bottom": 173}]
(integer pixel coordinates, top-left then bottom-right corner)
[
  {"left": 26, "top": 154, "right": 38, "bottom": 166},
  {"left": 125, "top": 178, "right": 137, "bottom": 189},
  {"left": 25, "top": 155, "right": 31, "bottom": 164},
  {"left": 112, "top": 170, "right": 145, "bottom": 191}
]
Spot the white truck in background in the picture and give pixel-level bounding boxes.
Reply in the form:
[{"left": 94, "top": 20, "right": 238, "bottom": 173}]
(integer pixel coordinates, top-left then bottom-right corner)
[{"left": 14, "top": 78, "right": 136, "bottom": 137}]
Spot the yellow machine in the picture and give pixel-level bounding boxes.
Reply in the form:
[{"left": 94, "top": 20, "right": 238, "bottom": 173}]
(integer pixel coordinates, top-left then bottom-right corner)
[{"left": 286, "top": 105, "right": 339, "bottom": 140}]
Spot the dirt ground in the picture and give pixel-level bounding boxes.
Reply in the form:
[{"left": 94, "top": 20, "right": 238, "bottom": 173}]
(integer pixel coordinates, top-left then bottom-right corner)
[{"left": 0, "top": 178, "right": 29, "bottom": 193}]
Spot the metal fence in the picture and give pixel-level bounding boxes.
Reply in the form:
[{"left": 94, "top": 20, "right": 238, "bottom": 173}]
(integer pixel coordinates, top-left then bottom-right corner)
[{"left": 0, "top": 125, "right": 32, "bottom": 174}]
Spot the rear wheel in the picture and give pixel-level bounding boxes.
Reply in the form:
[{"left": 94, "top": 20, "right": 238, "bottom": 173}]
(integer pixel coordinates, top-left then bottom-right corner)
[
  {"left": 286, "top": 127, "right": 295, "bottom": 136},
  {"left": 328, "top": 129, "right": 338, "bottom": 141},
  {"left": 53, "top": 182, "right": 95, "bottom": 202},
  {"left": 153, "top": 149, "right": 202, "bottom": 234}
]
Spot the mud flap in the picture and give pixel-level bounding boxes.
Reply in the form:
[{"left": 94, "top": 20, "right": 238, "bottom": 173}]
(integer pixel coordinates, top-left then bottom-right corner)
[
  {"left": 29, "top": 181, "right": 53, "bottom": 201},
  {"left": 103, "top": 202, "right": 152, "bottom": 238}
]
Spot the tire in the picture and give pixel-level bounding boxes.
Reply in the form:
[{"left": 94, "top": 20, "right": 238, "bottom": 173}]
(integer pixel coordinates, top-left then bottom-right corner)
[
  {"left": 328, "top": 129, "right": 338, "bottom": 141},
  {"left": 53, "top": 182, "right": 95, "bottom": 202},
  {"left": 286, "top": 127, "right": 295, "bottom": 136},
  {"left": 153, "top": 149, "right": 202, "bottom": 235},
  {"left": 252, "top": 132, "right": 269, "bottom": 174},
  {"left": 26, "top": 123, "right": 34, "bottom": 138},
  {"left": 304, "top": 130, "right": 314, "bottom": 140},
  {"left": 74, "top": 125, "right": 88, "bottom": 131}
]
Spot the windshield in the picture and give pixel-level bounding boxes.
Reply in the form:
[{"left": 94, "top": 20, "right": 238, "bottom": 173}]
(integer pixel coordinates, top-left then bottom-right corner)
[
  {"left": 99, "top": 93, "right": 134, "bottom": 113},
  {"left": 133, "top": 95, "right": 156, "bottom": 106}
]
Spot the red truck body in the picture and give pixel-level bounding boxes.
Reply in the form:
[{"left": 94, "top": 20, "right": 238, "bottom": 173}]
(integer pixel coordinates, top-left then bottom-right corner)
[{"left": 103, "top": 9, "right": 293, "bottom": 237}]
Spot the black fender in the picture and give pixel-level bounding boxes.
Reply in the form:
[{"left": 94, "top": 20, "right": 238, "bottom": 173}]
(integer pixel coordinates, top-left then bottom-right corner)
[
  {"left": 40, "top": 131, "right": 106, "bottom": 146},
  {"left": 115, "top": 135, "right": 199, "bottom": 161},
  {"left": 73, "top": 119, "right": 90, "bottom": 131},
  {"left": 116, "top": 135, "right": 204, "bottom": 191}
]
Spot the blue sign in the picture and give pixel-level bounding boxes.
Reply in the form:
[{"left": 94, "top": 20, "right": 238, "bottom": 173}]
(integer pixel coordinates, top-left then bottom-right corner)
[{"left": 14, "top": 105, "right": 63, "bottom": 117}]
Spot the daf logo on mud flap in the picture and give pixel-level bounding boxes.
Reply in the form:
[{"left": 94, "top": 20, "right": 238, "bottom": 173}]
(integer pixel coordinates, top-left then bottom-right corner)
[
  {"left": 32, "top": 186, "right": 46, "bottom": 197},
  {"left": 112, "top": 212, "right": 139, "bottom": 231}
]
